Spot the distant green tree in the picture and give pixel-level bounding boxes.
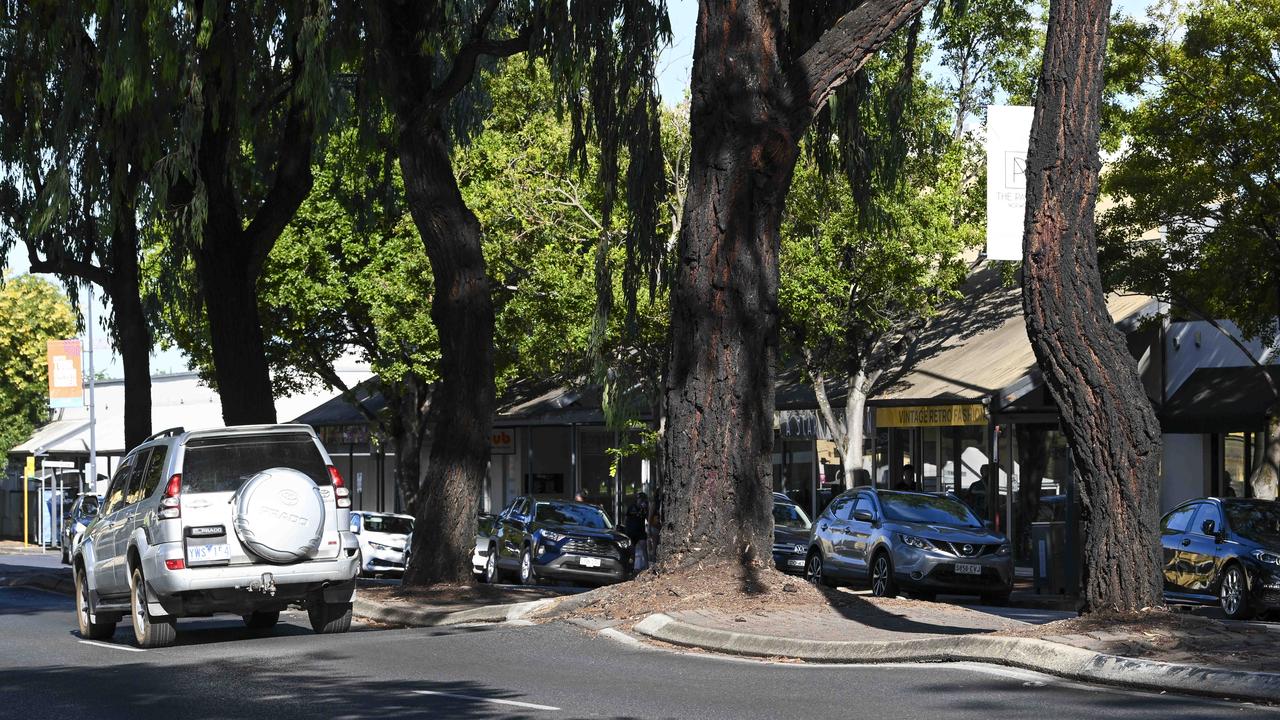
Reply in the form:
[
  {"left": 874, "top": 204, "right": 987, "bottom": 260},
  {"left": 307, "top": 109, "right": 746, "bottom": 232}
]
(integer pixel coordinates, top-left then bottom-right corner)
[
  {"left": 779, "top": 44, "right": 979, "bottom": 488},
  {"left": 0, "top": 275, "right": 77, "bottom": 454},
  {"left": 1100, "top": 0, "right": 1280, "bottom": 498}
]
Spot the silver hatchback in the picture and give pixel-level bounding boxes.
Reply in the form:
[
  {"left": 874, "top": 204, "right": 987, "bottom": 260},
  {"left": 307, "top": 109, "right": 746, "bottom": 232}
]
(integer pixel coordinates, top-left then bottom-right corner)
[{"left": 806, "top": 489, "right": 1013, "bottom": 603}]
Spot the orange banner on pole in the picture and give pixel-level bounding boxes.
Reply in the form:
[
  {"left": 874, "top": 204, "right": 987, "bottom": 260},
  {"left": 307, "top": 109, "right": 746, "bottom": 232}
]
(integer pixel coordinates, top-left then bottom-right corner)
[{"left": 46, "top": 339, "right": 83, "bottom": 409}]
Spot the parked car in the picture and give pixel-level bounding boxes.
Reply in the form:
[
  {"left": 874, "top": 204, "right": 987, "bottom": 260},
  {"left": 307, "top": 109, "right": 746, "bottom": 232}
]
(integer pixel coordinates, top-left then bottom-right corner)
[
  {"left": 1161, "top": 497, "right": 1280, "bottom": 620},
  {"left": 477, "top": 496, "right": 632, "bottom": 586},
  {"left": 60, "top": 494, "right": 101, "bottom": 565},
  {"left": 772, "top": 492, "right": 812, "bottom": 574},
  {"left": 350, "top": 511, "right": 414, "bottom": 577},
  {"left": 72, "top": 424, "right": 359, "bottom": 647},
  {"left": 805, "top": 488, "right": 1013, "bottom": 603}
]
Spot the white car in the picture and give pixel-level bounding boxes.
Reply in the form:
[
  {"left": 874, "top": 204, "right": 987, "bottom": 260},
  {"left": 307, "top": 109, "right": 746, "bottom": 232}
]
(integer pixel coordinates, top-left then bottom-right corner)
[{"left": 350, "top": 511, "right": 414, "bottom": 577}]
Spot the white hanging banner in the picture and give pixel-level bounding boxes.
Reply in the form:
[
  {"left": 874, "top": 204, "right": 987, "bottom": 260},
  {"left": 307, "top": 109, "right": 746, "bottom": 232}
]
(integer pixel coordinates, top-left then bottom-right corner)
[{"left": 985, "top": 105, "right": 1035, "bottom": 261}]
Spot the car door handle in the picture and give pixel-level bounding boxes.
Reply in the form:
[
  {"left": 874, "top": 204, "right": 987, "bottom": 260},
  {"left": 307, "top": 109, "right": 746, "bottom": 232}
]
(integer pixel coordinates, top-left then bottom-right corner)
[{"left": 1181, "top": 538, "right": 1191, "bottom": 547}]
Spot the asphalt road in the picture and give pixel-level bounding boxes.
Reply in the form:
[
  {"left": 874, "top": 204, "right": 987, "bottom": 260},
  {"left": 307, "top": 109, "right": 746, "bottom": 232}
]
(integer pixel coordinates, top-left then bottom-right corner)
[{"left": 0, "top": 582, "right": 1276, "bottom": 720}]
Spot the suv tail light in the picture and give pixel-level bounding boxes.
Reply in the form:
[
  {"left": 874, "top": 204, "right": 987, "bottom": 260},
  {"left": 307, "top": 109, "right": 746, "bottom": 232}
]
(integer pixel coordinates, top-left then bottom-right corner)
[
  {"left": 159, "top": 474, "right": 181, "bottom": 519},
  {"left": 328, "top": 466, "right": 351, "bottom": 509}
]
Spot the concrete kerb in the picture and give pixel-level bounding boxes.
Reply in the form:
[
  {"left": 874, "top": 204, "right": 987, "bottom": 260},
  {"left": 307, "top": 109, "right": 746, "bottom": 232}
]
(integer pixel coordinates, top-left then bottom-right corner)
[
  {"left": 634, "top": 613, "right": 1280, "bottom": 705},
  {"left": 353, "top": 596, "right": 557, "bottom": 628}
]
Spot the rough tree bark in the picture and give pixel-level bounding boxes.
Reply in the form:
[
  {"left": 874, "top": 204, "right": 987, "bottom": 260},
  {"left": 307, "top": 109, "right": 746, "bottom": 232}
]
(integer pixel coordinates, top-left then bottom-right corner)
[
  {"left": 1021, "top": 0, "right": 1163, "bottom": 612},
  {"left": 366, "top": 4, "right": 514, "bottom": 586},
  {"left": 658, "top": 0, "right": 929, "bottom": 569},
  {"left": 394, "top": 122, "right": 497, "bottom": 586}
]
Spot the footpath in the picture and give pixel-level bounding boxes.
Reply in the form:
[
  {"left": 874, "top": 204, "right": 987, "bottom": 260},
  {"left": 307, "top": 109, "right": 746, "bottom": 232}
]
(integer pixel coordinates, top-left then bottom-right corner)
[{"left": 614, "top": 593, "right": 1280, "bottom": 705}]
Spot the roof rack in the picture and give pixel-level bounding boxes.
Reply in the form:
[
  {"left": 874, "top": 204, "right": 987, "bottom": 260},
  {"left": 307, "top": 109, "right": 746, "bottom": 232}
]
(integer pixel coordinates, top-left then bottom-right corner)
[{"left": 143, "top": 427, "right": 185, "bottom": 443}]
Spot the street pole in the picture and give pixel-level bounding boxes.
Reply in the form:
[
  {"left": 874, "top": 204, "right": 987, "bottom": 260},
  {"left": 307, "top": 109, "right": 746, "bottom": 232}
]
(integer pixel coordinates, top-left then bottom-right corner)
[{"left": 87, "top": 282, "right": 97, "bottom": 494}]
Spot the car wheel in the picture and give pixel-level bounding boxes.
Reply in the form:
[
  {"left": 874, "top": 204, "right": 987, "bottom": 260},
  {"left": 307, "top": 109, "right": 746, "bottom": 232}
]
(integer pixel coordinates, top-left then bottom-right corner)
[
  {"left": 243, "top": 611, "right": 280, "bottom": 631},
  {"left": 1220, "top": 564, "right": 1255, "bottom": 620},
  {"left": 355, "top": 550, "right": 366, "bottom": 578},
  {"left": 519, "top": 547, "right": 537, "bottom": 586},
  {"left": 308, "top": 599, "right": 353, "bottom": 634},
  {"left": 130, "top": 566, "right": 177, "bottom": 648},
  {"left": 483, "top": 544, "right": 500, "bottom": 584},
  {"left": 805, "top": 551, "right": 834, "bottom": 588},
  {"left": 870, "top": 552, "right": 897, "bottom": 598},
  {"left": 74, "top": 564, "right": 116, "bottom": 640}
]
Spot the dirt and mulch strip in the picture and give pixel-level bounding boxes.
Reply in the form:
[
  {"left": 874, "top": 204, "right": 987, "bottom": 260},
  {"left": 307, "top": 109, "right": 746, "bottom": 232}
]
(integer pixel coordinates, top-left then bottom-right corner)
[
  {"left": 358, "top": 582, "right": 570, "bottom": 612},
  {"left": 535, "top": 559, "right": 998, "bottom": 633},
  {"left": 998, "top": 608, "right": 1280, "bottom": 673}
]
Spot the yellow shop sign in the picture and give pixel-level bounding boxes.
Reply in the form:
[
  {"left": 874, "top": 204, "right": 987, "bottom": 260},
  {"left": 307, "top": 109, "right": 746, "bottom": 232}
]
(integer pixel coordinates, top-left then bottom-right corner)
[{"left": 875, "top": 404, "right": 987, "bottom": 428}]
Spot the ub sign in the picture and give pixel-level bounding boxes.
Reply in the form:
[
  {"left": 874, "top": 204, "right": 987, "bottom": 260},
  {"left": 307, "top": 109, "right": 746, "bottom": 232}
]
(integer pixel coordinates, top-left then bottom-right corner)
[{"left": 985, "top": 105, "right": 1035, "bottom": 261}]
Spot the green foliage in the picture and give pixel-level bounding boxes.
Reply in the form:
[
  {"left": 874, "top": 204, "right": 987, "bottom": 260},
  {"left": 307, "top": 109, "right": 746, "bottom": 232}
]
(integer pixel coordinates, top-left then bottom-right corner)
[
  {"left": 0, "top": 275, "right": 77, "bottom": 453},
  {"left": 781, "top": 50, "right": 979, "bottom": 379},
  {"left": 1100, "top": 0, "right": 1280, "bottom": 343}
]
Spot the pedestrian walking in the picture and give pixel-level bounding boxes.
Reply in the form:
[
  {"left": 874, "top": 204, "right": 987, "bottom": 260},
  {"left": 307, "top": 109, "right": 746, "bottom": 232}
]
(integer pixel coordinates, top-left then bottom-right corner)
[{"left": 624, "top": 492, "right": 649, "bottom": 572}]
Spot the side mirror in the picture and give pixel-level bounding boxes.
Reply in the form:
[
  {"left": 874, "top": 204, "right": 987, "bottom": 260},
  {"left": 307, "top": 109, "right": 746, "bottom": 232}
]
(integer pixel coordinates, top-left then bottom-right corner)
[
  {"left": 853, "top": 509, "right": 874, "bottom": 522},
  {"left": 1202, "top": 519, "right": 1217, "bottom": 536}
]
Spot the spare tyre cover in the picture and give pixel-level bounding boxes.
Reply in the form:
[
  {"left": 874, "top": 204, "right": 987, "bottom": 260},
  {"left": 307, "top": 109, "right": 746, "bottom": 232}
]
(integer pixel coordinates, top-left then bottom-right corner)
[{"left": 233, "top": 467, "right": 326, "bottom": 564}]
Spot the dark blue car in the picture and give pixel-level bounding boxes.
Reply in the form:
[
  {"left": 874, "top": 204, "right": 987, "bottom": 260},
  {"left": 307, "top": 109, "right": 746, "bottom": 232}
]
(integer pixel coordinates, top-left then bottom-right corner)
[
  {"left": 1161, "top": 497, "right": 1280, "bottom": 619},
  {"left": 481, "top": 496, "right": 633, "bottom": 586}
]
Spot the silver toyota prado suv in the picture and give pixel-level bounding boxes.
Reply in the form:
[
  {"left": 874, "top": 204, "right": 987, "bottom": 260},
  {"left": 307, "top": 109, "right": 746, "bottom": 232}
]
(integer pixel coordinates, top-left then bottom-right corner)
[{"left": 72, "top": 424, "right": 360, "bottom": 647}]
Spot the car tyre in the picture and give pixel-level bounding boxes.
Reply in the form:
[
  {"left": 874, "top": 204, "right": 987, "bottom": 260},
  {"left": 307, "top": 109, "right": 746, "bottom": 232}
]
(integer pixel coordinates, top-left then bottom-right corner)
[
  {"left": 805, "top": 550, "right": 834, "bottom": 588},
  {"left": 519, "top": 547, "right": 537, "bottom": 586},
  {"left": 131, "top": 566, "right": 177, "bottom": 648},
  {"left": 308, "top": 599, "right": 353, "bottom": 634},
  {"left": 243, "top": 611, "right": 280, "bottom": 631},
  {"left": 74, "top": 563, "right": 116, "bottom": 640},
  {"left": 870, "top": 551, "right": 897, "bottom": 598},
  {"left": 483, "top": 544, "right": 501, "bottom": 584},
  {"left": 1220, "top": 563, "right": 1256, "bottom": 620}
]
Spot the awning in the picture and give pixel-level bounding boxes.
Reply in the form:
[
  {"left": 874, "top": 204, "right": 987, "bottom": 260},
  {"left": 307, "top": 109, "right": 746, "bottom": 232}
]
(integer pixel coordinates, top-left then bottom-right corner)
[{"left": 1161, "top": 366, "right": 1280, "bottom": 434}]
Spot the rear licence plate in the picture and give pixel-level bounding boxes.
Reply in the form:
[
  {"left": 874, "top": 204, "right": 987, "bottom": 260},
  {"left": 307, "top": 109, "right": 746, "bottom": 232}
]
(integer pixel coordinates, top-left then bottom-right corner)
[
  {"left": 954, "top": 562, "right": 982, "bottom": 575},
  {"left": 187, "top": 543, "right": 230, "bottom": 564},
  {"left": 580, "top": 557, "right": 602, "bottom": 568}
]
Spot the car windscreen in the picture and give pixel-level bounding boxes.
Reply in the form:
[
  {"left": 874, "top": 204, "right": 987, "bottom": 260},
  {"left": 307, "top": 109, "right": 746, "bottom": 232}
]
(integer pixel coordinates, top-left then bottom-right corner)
[
  {"left": 773, "top": 502, "right": 812, "bottom": 530},
  {"left": 181, "top": 433, "right": 328, "bottom": 493},
  {"left": 1224, "top": 500, "right": 1280, "bottom": 543},
  {"left": 534, "top": 502, "right": 612, "bottom": 529},
  {"left": 880, "top": 493, "right": 982, "bottom": 528},
  {"left": 363, "top": 515, "right": 414, "bottom": 535}
]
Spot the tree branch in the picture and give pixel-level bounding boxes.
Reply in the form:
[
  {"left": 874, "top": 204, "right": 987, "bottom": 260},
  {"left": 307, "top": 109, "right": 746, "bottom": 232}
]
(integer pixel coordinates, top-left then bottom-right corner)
[
  {"left": 25, "top": 236, "right": 110, "bottom": 287},
  {"left": 426, "top": 28, "right": 532, "bottom": 112},
  {"left": 791, "top": 0, "right": 930, "bottom": 130},
  {"left": 242, "top": 91, "right": 315, "bottom": 283}
]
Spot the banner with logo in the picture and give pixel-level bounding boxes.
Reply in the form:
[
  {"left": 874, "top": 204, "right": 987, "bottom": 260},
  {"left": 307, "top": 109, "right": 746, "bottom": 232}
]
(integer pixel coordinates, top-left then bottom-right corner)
[
  {"left": 986, "top": 105, "right": 1036, "bottom": 261},
  {"left": 491, "top": 429, "right": 515, "bottom": 455},
  {"left": 46, "top": 339, "right": 83, "bottom": 409}
]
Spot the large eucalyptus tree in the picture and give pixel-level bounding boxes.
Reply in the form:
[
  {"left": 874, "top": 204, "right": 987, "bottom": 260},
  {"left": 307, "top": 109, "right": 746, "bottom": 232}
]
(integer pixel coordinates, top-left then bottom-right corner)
[{"left": 361, "top": 0, "right": 669, "bottom": 585}]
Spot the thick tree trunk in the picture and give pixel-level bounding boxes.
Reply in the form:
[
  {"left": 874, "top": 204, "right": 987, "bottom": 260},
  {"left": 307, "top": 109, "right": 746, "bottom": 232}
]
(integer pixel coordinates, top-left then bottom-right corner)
[
  {"left": 196, "top": 235, "right": 278, "bottom": 426},
  {"left": 399, "top": 122, "right": 496, "bottom": 587},
  {"left": 1250, "top": 415, "right": 1280, "bottom": 500},
  {"left": 110, "top": 242, "right": 152, "bottom": 450},
  {"left": 1022, "top": 0, "right": 1163, "bottom": 613},
  {"left": 659, "top": 3, "right": 799, "bottom": 570},
  {"left": 659, "top": 0, "right": 927, "bottom": 569}
]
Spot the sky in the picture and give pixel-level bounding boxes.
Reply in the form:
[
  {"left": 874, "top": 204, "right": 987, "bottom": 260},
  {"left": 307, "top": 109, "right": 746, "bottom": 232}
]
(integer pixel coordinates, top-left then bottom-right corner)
[{"left": 5, "top": 0, "right": 1155, "bottom": 380}]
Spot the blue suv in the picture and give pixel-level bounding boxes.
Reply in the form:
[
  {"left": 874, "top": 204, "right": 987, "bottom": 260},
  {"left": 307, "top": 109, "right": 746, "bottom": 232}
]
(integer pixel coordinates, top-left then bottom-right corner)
[{"left": 479, "top": 496, "right": 633, "bottom": 586}]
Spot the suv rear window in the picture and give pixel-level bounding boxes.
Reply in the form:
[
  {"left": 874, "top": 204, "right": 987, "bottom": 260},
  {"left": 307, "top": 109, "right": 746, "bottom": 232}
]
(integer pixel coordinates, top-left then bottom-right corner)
[{"left": 181, "top": 432, "right": 328, "bottom": 493}]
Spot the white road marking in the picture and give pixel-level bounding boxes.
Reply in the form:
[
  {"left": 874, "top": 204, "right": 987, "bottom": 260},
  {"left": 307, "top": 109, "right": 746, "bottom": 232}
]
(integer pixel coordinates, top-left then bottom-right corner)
[
  {"left": 78, "top": 640, "right": 145, "bottom": 653},
  {"left": 411, "top": 689, "right": 560, "bottom": 711}
]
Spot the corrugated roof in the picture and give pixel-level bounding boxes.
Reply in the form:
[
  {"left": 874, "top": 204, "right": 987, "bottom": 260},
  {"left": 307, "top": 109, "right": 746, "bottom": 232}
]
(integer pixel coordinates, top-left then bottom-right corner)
[{"left": 873, "top": 263, "right": 1157, "bottom": 404}]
